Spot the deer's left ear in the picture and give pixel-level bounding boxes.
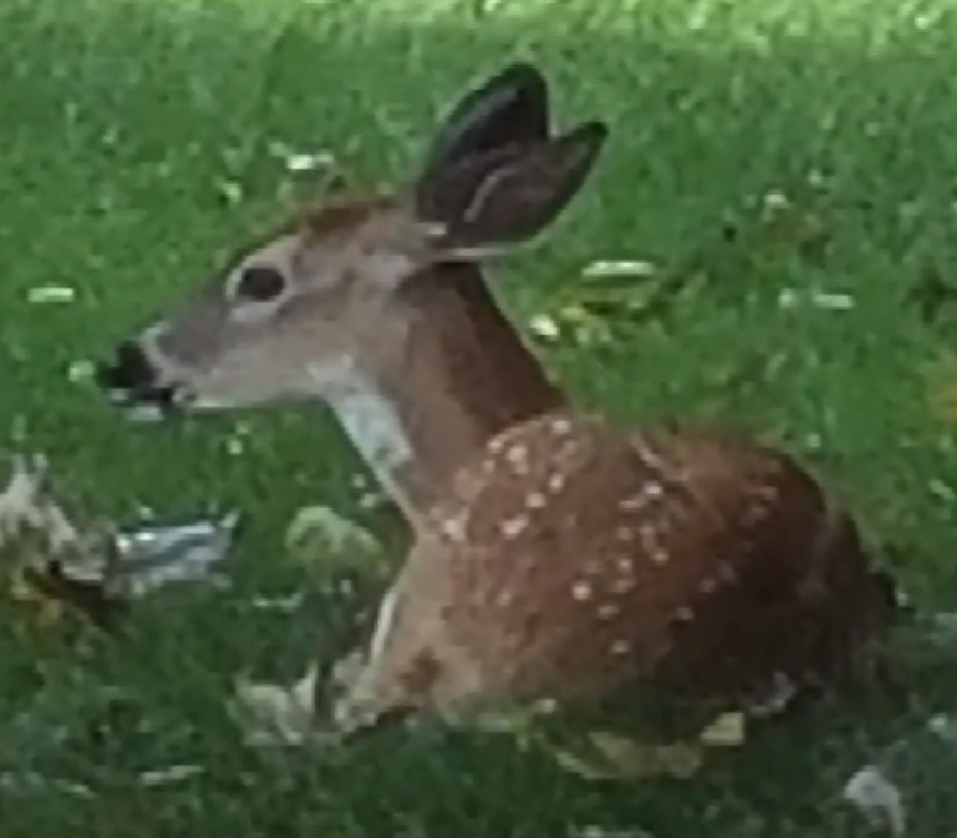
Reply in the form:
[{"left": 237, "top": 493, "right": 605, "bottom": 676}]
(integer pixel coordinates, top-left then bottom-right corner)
[
  {"left": 419, "top": 62, "right": 550, "bottom": 182},
  {"left": 414, "top": 121, "right": 609, "bottom": 257}
]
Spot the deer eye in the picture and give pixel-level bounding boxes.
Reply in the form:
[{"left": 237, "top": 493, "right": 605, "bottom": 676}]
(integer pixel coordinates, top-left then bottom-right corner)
[{"left": 232, "top": 265, "right": 287, "bottom": 303}]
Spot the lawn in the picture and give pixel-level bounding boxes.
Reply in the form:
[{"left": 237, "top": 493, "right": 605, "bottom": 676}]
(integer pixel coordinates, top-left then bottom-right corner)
[{"left": 2, "top": 0, "right": 957, "bottom": 834}]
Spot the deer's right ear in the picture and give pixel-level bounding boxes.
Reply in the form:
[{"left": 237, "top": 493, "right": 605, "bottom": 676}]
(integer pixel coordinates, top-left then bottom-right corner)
[
  {"left": 418, "top": 62, "right": 549, "bottom": 182},
  {"left": 415, "top": 121, "right": 608, "bottom": 255}
]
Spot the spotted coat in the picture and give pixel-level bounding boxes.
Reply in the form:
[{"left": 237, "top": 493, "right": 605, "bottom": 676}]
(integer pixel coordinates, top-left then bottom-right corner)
[{"left": 333, "top": 410, "right": 892, "bottom": 729}]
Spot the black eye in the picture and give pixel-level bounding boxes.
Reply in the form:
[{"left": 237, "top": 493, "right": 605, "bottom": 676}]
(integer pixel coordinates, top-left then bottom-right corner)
[{"left": 234, "top": 265, "right": 287, "bottom": 302}]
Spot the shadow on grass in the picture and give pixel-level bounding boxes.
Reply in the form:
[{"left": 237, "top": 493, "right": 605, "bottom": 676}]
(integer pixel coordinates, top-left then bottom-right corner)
[{"left": 2, "top": 0, "right": 957, "bottom": 836}]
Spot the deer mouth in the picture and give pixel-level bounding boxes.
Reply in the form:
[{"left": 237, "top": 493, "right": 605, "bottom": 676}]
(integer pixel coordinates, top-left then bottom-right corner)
[
  {"left": 100, "top": 380, "right": 192, "bottom": 423},
  {"left": 93, "top": 339, "right": 198, "bottom": 422},
  {"left": 93, "top": 362, "right": 192, "bottom": 423}
]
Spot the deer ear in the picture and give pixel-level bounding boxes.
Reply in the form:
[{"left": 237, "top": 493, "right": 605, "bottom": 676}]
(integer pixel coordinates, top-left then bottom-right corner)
[
  {"left": 415, "top": 121, "right": 608, "bottom": 255},
  {"left": 419, "top": 62, "right": 549, "bottom": 182}
]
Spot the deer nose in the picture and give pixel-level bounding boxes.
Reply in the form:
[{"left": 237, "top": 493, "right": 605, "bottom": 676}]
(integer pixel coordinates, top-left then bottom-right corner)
[
  {"left": 95, "top": 340, "right": 157, "bottom": 396},
  {"left": 93, "top": 341, "right": 184, "bottom": 422}
]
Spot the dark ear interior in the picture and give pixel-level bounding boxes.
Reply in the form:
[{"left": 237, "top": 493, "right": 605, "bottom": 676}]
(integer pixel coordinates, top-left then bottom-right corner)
[
  {"left": 416, "top": 121, "right": 609, "bottom": 252},
  {"left": 419, "top": 62, "right": 549, "bottom": 182}
]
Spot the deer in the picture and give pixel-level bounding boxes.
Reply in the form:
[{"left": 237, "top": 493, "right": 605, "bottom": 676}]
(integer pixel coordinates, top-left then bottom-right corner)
[{"left": 93, "top": 62, "right": 898, "bottom": 779}]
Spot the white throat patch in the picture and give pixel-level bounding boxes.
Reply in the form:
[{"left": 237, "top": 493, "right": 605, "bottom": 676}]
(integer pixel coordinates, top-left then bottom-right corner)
[{"left": 307, "top": 359, "right": 413, "bottom": 501}]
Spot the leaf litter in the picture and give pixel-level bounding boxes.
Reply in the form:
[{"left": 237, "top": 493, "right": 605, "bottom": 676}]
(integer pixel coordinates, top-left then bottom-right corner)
[
  {"left": 0, "top": 451, "right": 395, "bottom": 794},
  {"left": 841, "top": 713, "right": 957, "bottom": 837},
  {"left": 0, "top": 453, "right": 241, "bottom": 629},
  {"left": 0, "top": 453, "right": 240, "bottom": 795}
]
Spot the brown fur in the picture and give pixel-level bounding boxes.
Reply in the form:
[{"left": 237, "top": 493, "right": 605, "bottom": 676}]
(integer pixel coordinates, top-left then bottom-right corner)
[{"left": 335, "top": 413, "right": 891, "bottom": 731}]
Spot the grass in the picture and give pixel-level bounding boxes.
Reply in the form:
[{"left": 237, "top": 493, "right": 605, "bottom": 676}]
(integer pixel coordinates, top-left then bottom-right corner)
[{"left": 1, "top": 0, "right": 957, "bottom": 834}]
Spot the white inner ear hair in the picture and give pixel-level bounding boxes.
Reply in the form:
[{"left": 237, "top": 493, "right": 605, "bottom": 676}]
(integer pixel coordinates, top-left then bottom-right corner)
[{"left": 307, "top": 359, "right": 413, "bottom": 504}]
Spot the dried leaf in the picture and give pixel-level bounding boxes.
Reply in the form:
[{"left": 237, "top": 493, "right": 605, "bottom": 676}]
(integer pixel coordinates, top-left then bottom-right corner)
[
  {"left": 584, "top": 732, "right": 703, "bottom": 779},
  {"left": 26, "top": 285, "right": 76, "bottom": 305},
  {"left": 778, "top": 287, "right": 854, "bottom": 311},
  {"left": 0, "top": 455, "right": 239, "bottom": 632},
  {"left": 582, "top": 259, "right": 657, "bottom": 281},
  {"left": 843, "top": 766, "right": 907, "bottom": 836},
  {"left": 698, "top": 711, "right": 746, "bottom": 747},
  {"left": 231, "top": 666, "right": 320, "bottom": 747}
]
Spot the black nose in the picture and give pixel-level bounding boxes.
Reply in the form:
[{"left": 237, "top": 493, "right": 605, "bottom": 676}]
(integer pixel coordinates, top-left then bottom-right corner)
[{"left": 94, "top": 340, "right": 157, "bottom": 395}]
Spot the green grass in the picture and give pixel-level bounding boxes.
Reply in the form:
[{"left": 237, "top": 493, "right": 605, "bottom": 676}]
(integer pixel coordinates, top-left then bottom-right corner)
[{"left": 2, "top": 0, "right": 957, "bottom": 834}]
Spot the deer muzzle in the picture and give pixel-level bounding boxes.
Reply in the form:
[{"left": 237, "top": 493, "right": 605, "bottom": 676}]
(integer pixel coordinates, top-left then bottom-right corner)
[{"left": 94, "top": 339, "right": 190, "bottom": 422}]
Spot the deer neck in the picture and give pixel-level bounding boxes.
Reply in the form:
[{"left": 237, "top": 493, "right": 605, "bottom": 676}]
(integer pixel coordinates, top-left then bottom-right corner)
[{"left": 321, "top": 262, "right": 566, "bottom": 522}]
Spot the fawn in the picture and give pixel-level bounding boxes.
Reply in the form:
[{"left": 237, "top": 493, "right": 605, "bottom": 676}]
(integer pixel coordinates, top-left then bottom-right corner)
[{"left": 94, "top": 63, "right": 897, "bottom": 777}]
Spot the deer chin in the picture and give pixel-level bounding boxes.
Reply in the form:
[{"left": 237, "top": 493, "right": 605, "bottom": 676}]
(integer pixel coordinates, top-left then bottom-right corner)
[
  {"left": 101, "top": 384, "right": 188, "bottom": 424},
  {"left": 108, "top": 381, "right": 260, "bottom": 424},
  {"left": 119, "top": 402, "right": 178, "bottom": 424}
]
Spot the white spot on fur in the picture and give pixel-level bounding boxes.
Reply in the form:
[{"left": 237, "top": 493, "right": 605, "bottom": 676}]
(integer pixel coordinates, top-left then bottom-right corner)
[
  {"left": 619, "top": 481, "right": 664, "bottom": 511},
  {"left": 495, "top": 589, "right": 515, "bottom": 607},
  {"left": 505, "top": 445, "right": 529, "bottom": 474},
  {"left": 547, "top": 473, "right": 565, "bottom": 493},
  {"left": 632, "top": 438, "right": 669, "bottom": 472},
  {"left": 571, "top": 581, "right": 593, "bottom": 601},
  {"left": 716, "top": 562, "right": 738, "bottom": 583},
  {"left": 440, "top": 514, "right": 467, "bottom": 542},
  {"left": 639, "top": 524, "right": 669, "bottom": 565},
  {"left": 611, "top": 577, "right": 635, "bottom": 594},
  {"left": 500, "top": 515, "right": 528, "bottom": 539},
  {"left": 550, "top": 417, "right": 572, "bottom": 436},
  {"left": 610, "top": 639, "right": 631, "bottom": 655},
  {"left": 525, "top": 492, "right": 546, "bottom": 509},
  {"left": 673, "top": 605, "right": 694, "bottom": 623},
  {"left": 487, "top": 434, "right": 507, "bottom": 455},
  {"left": 615, "top": 525, "right": 633, "bottom": 542},
  {"left": 597, "top": 603, "right": 619, "bottom": 620}
]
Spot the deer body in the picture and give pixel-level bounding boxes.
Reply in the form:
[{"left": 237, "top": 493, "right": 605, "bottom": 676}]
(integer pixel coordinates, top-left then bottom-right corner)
[
  {"left": 333, "top": 412, "right": 888, "bottom": 735},
  {"left": 93, "top": 63, "right": 894, "bottom": 757}
]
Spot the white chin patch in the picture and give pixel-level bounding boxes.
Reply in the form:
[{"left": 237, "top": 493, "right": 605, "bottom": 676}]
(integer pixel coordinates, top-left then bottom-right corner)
[
  {"left": 122, "top": 403, "right": 169, "bottom": 424},
  {"left": 188, "top": 398, "right": 228, "bottom": 411},
  {"left": 188, "top": 392, "right": 252, "bottom": 412}
]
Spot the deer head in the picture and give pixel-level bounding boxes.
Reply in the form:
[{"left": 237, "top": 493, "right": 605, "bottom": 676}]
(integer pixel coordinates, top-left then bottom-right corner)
[
  {"left": 93, "top": 62, "right": 604, "bottom": 514},
  {"left": 93, "top": 61, "right": 601, "bottom": 417}
]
